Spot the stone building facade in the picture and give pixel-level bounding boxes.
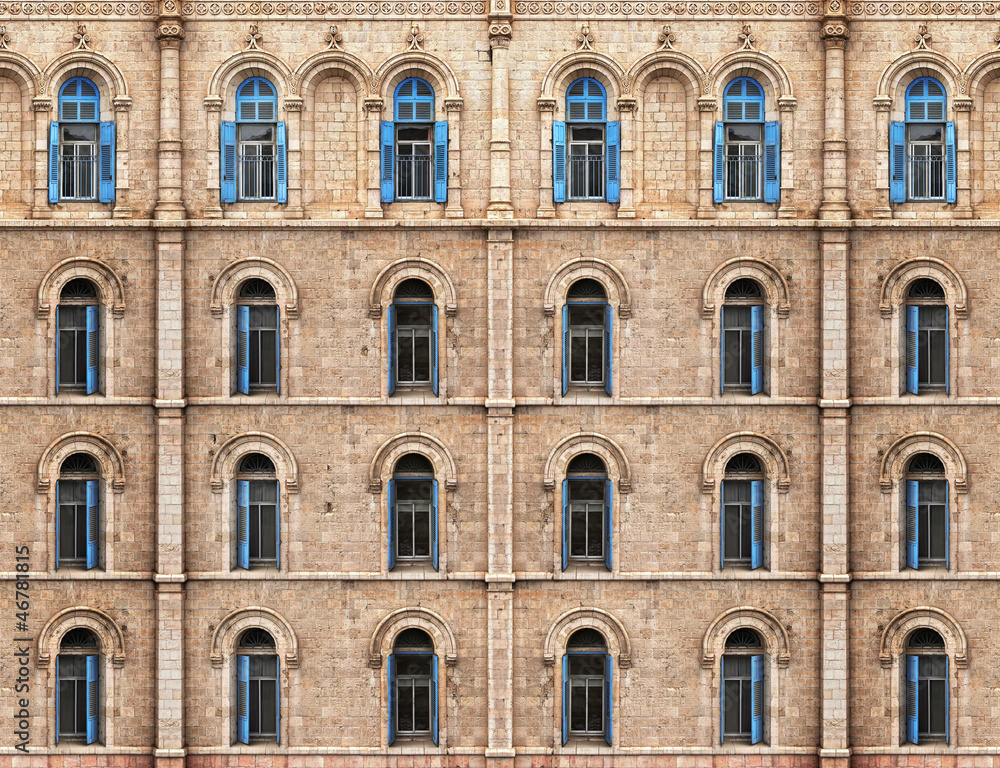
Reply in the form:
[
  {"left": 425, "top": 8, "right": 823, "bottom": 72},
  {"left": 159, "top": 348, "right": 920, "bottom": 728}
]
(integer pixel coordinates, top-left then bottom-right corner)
[{"left": 0, "top": 1, "right": 999, "bottom": 766}]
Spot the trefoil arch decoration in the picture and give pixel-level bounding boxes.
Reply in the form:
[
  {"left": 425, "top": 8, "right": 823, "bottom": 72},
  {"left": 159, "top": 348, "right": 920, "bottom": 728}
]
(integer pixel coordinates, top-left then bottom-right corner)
[
  {"left": 209, "top": 606, "right": 299, "bottom": 668},
  {"left": 37, "top": 606, "right": 126, "bottom": 668},
  {"left": 368, "top": 606, "right": 458, "bottom": 668},
  {"left": 879, "top": 257, "right": 967, "bottom": 318},
  {"left": 369, "top": 432, "right": 457, "bottom": 493},
  {"left": 37, "top": 256, "right": 126, "bottom": 319},
  {"left": 37, "top": 431, "right": 125, "bottom": 494},
  {"left": 702, "top": 256, "right": 791, "bottom": 319},
  {"left": 543, "top": 257, "right": 632, "bottom": 319},
  {"left": 209, "top": 256, "right": 299, "bottom": 318},
  {"left": 543, "top": 432, "right": 632, "bottom": 493},
  {"left": 368, "top": 257, "right": 458, "bottom": 319},
  {"left": 543, "top": 607, "right": 633, "bottom": 668},
  {"left": 879, "top": 431, "right": 968, "bottom": 494},
  {"left": 702, "top": 432, "right": 790, "bottom": 493},
  {"left": 701, "top": 606, "right": 790, "bottom": 669},
  {"left": 210, "top": 431, "right": 300, "bottom": 493},
  {"left": 879, "top": 606, "right": 968, "bottom": 669}
]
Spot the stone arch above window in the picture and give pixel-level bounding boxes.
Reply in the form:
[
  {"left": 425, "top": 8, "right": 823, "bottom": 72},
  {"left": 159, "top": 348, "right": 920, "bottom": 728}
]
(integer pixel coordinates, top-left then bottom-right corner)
[
  {"left": 210, "top": 432, "right": 299, "bottom": 494},
  {"left": 0, "top": 50, "right": 42, "bottom": 99},
  {"left": 37, "top": 257, "right": 126, "bottom": 319},
  {"left": 205, "top": 50, "right": 294, "bottom": 108},
  {"left": 879, "top": 432, "right": 968, "bottom": 495},
  {"left": 876, "top": 51, "right": 963, "bottom": 112},
  {"left": 209, "top": 606, "right": 299, "bottom": 669},
  {"left": 879, "top": 606, "right": 968, "bottom": 669},
  {"left": 543, "top": 258, "right": 632, "bottom": 319},
  {"left": 543, "top": 432, "right": 632, "bottom": 493},
  {"left": 702, "top": 256, "right": 790, "bottom": 319},
  {"left": 368, "top": 257, "right": 457, "bottom": 319},
  {"left": 539, "top": 51, "right": 626, "bottom": 110},
  {"left": 376, "top": 52, "right": 462, "bottom": 118},
  {"left": 43, "top": 49, "right": 129, "bottom": 104},
  {"left": 543, "top": 607, "right": 632, "bottom": 668},
  {"left": 294, "top": 48, "right": 377, "bottom": 99},
  {"left": 879, "top": 257, "right": 967, "bottom": 319},
  {"left": 702, "top": 432, "right": 789, "bottom": 494},
  {"left": 37, "top": 606, "right": 125, "bottom": 668},
  {"left": 209, "top": 256, "right": 298, "bottom": 318},
  {"left": 701, "top": 606, "right": 790, "bottom": 669},
  {"left": 368, "top": 606, "right": 458, "bottom": 668},
  {"left": 709, "top": 51, "right": 794, "bottom": 107},
  {"left": 37, "top": 432, "right": 125, "bottom": 494},
  {"left": 627, "top": 48, "right": 708, "bottom": 100},
  {"left": 369, "top": 432, "right": 457, "bottom": 493}
]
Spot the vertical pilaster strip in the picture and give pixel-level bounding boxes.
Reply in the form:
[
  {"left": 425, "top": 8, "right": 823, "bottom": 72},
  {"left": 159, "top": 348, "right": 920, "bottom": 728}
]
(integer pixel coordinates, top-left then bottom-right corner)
[
  {"left": 284, "top": 97, "right": 305, "bottom": 217},
  {"left": 487, "top": 16, "right": 514, "bottom": 219},
  {"left": 819, "top": 14, "right": 850, "bottom": 220},
  {"left": 616, "top": 97, "right": 636, "bottom": 218},
  {"left": 536, "top": 98, "right": 556, "bottom": 217},
  {"left": 954, "top": 96, "right": 973, "bottom": 218},
  {"left": 873, "top": 96, "right": 893, "bottom": 218},
  {"left": 154, "top": 13, "right": 186, "bottom": 219},
  {"left": 30, "top": 96, "right": 52, "bottom": 218},
  {"left": 112, "top": 97, "right": 133, "bottom": 218},
  {"left": 363, "top": 97, "right": 384, "bottom": 218},
  {"left": 695, "top": 96, "right": 717, "bottom": 218},
  {"left": 444, "top": 98, "right": 464, "bottom": 218}
]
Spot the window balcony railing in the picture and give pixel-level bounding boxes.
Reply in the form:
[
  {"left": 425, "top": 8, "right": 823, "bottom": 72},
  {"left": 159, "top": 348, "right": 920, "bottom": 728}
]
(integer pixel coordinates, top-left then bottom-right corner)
[
  {"left": 395, "top": 154, "right": 432, "bottom": 200},
  {"left": 569, "top": 154, "right": 605, "bottom": 200},
  {"left": 238, "top": 154, "right": 276, "bottom": 201},
  {"left": 907, "top": 154, "right": 945, "bottom": 201},
  {"left": 724, "top": 153, "right": 761, "bottom": 201},
  {"left": 59, "top": 155, "right": 97, "bottom": 201}
]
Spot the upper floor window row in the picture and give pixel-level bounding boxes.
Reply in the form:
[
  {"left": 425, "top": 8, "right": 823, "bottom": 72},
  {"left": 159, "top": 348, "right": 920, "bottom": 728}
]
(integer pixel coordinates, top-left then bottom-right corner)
[{"left": 49, "top": 78, "right": 115, "bottom": 204}]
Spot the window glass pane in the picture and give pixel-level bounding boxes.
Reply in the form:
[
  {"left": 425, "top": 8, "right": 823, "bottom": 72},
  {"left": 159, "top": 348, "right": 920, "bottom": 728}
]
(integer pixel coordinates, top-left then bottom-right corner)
[
  {"left": 413, "top": 503, "right": 430, "bottom": 557},
  {"left": 239, "top": 125, "right": 274, "bottom": 142},
  {"left": 62, "top": 124, "right": 97, "bottom": 143},
  {"left": 397, "top": 655, "right": 432, "bottom": 676},
  {"left": 908, "top": 124, "right": 943, "bottom": 142},
  {"left": 570, "top": 330, "right": 587, "bottom": 382},
  {"left": 397, "top": 502, "right": 414, "bottom": 558},
  {"left": 397, "top": 479, "right": 432, "bottom": 500},
  {"left": 724, "top": 505, "right": 742, "bottom": 560},
  {"left": 250, "top": 481, "right": 278, "bottom": 504},
  {"left": 570, "top": 680, "right": 587, "bottom": 731},
  {"left": 258, "top": 330, "right": 277, "bottom": 384},
  {"left": 570, "top": 126, "right": 603, "bottom": 142},
  {"left": 587, "top": 679, "right": 604, "bottom": 732},
  {"left": 569, "top": 305, "right": 605, "bottom": 327},
  {"left": 587, "top": 503, "right": 603, "bottom": 558},
  {"left": 568, "top": 654, "right": 605, "bottom": 676},
  {"left": 569, "top": 479, "right": 604, "bottom": 500},
  {"left": 413, "top": 680, "right": 431, "bottom": 731},
  {"left": 723, "top": 679, "right": 742, "bottom": 734},
  {"left": 570, "top": 505, "right": 587, "bottom": 556},
  {"left": 740, "top": 678, "right": 753, "bottom": 733},
  {"left": 928, "top": 678, "right": 947, "bottom": 734},
  {"left": 723, "top": 330, "right": 742, "bottom": 386},
  {"left": 740, "top": 504, "right": 752, "bottom": 560},
  {"left": 258, "top": 505, "right": 276, "bottom": 560},
  {"left": 60, "top": 505, "right": 79, "bottom": 561},
  {"left": 75, "top": 679, "right": 87, "bottom": 733},
  {"left": 727, "top": 125, "right": 761, "bottom": 143},
  {"left": 920, "top": 655, "right": 947, "bottom": 677},
  {"left": 395, "top": 305, "right": 431, "bottom": 326},
  {"left": 397, "top": 678, "right": 414, "bottom": 732},
  {"left": 586, "top": 329, "right": 604, "bottom": 383},
  {"left": 413, "top": 330, "right": 431, "bottom": 382},
  {"left": 258, "top": 679, "right": 277, "bottom": 733},
  {"left": 397, "top": 329, "right": 414, "bottom": 383},
  {"left": 59, "top": 679, "right": 77, "bottom": 734},
  {"left": 397, "top": 126, "right": 430, "bottom": 142}
]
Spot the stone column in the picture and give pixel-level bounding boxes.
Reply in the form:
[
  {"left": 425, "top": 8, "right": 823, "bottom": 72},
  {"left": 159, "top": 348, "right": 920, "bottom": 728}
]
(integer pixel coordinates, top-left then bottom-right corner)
[
  {"left": 873, "top": 96, "right": 892, "bottom": 218},
  {"left": 819, "top": 15, "right": 851, "bottom": 220},
  {"left": 616, "top": 96, "right": 636, "bottom": 218},
  {"left": 444, "top": 97, "right": 464, "bottom": 218},
  {"left": 487, "top": 17, "right": 514, "bottom": 219},
  {"left": 364, "top": 96, "right": 384, "bottom": 218},
  {"left": 153, "top": 14, "right": 185, "bottom": 219},
  {"left": 111, "top": 96, "right": 132, "bottom": 218},
  {"left": 283, "top": 96, "right": 305, "bottom": 218},
  {"left": 695, "top": 96, "right": 717, "bottom": 218},
  {"left": 203, "top": 97, "right": 223, "bottom": 218},
  {"left": 536, "top": 97, "right": 556, "bottom": 218},
  {"left": 954, "top": 96, "right": 973, "bottom": 218},
  {"left": 777, "top": 96, "right": 797, "bottom": 218},
  {"left": 31, "top": 96, "right": 52, "bottom": 218}
]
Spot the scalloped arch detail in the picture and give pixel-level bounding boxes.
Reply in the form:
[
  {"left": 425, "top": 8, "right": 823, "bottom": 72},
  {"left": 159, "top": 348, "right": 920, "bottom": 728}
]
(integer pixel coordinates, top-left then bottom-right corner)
[
  {"left": 702, "top": 432, "right": 790, "bottom": 494},
  {"left": 37, "top": 432, "right": 125, "bottom": 494},
  {"left": 369, "top": 432, "right": 457, "bottom": 493},
  {"left": 43, "top": 49, "right": 129, "bottom": 99},
  {"left": 702, "top": 256, "right": 790, "bottom": 319},
  {"left": 879, "top": 606, "right": 968, "bottom": 669},
  {"left": 206, "top": 49, "right": 294, "bottom": 102},
  {"left": 37, "top": 606, "right": 126, "bottom": 668},
  {"left": 876, "top": 50, "right": 962, "bottom": 103},
  {"left": 210, "top": 432, "right": 299, "bottom": 493},
  {"left": 879, "top": 257, "right": 967, "bottom": 319},
  {"left": 38, "top": 257, "right": 126, "bottom": 319},
  {"left": 294, "top": 48, "right": 377, "bottom": 97},
  {"left": 701, "top": 606, "right": 790, "bottom": 669},
  {"left": 879, "top": 431, "right": 968, "bottom": 494},
  {"left": 627, "top": 48, "right": 708, "bottom": 97},
  {"left": 210, "top": 256, "right": 299, "bottom": 318},
  {"left": 709, "top": 50, "right": 794, "bottom": 101},
  {"left": 368, "top": 257, "right": 458, "bottom": 319},
  {"left": 543, "top": 257, "right": 632, "bottom": 319},
  {"left": 210, "top": 606, "right": 299, "bottom": 669},
  {"left": 368, "top": 607, "right": 458, "bottom": 668},
  {"left": 543, "top": 607, "right": 633, "bottom": 669},
  {"left": 543, "top": 432, "right": 632, "bottom": 493}
]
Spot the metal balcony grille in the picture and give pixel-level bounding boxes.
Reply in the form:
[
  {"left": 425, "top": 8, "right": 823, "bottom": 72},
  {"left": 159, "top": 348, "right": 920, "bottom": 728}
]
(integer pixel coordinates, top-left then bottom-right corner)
[
  {"left": 569, "top": 154, "right": 605, "bottom": 200},
  {"left": 907, "top": 154, "right": 945, "bottom": 201},
  {"left": 725, "top": 153, "right": 761, "bottom": 201},
  {"left": 238, "top": 153, "right": 276, "bottom": 200},
  {"left": 60, "top": 154, "right": 97, "bottom": 200},
  {"left": 395, "top": 154, "right": 432, "bottom": 200}
]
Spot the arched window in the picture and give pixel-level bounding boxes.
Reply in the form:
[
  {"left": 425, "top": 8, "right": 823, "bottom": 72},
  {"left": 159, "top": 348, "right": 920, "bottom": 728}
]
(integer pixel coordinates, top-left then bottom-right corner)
[
  {"left": 388, "top": 628, "right": 439, "bottom": 745},
  {"left": 892, "top": 77, "right": 955, "bottom": 203},
  {"left": 235, "top": 278, "right": 280, "bottom": 395},
  {"left": 381, "top": 78, "right": 447, "bottom": 203},
  {"left": 235, "top": 628, "right": 279, "bottom": 744},
  {"left": 562, "top": 628, "right": 612, "bottom": 746},
  {"left": 562, "top": 279, "right": 612, "bottom": 396},
  {"left": 722, "top": 628, "right": 764, "bottom": 744},
  {"left": 388, "top": 279, "right": 438, "bottom": 396},
  {"left": 221, "top": 77, "right": 286, "bottom": 204},
  {"left": 904, "top": 628, "right": 948, "bottom": 744},
  {"left": 905, "top": 453, "right": 948, "bottom": 570},
  {"left": 57, "top": 279, "right": 100, "bottom": 395},
  {"left": 388, "top": 453, "right": 438, "bottom": 570},
  {"left": 552, "top": 77, "right": 619, "bottom": 204},
  {"left": 52, "top": 77, "right": 114, "bottom": 204},
  {"left": 905, "top": 278, "right": 948, "bottom": 395},
  {"left": 561, "top": 454, "right": 612, "bottom": 571},
  {"left": 235, "top": 453, "right": 279, "bottom": 570},
  {"left": 715, "top": 77, "right": 779, "bottom": 203},
  {"left": 722, "top": 278, "right": 765, "bottom": 395},
  {"left": 56, "top": 628, "right": 100, "bottom": 744},
  {"left": 57, "top": 453, "right": 100, "bottom": 570},
  {"left": 721, "top": 453, "right": 764, "bottom": 570}
]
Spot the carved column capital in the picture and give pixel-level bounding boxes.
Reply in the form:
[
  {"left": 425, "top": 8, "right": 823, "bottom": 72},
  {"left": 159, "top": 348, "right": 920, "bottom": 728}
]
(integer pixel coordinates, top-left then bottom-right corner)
[
  {"left": 778, "top": 95, "right": 798, "bottom": 112},
  {"left": 489, "top": 16, "right": 512, "bottom": 48},
  {"left": 203, "top": 96, "right": 223, "bottom": 113},
  {"left": 954, "top": 97, "right": 973, "bottom": 112},
  {"left": 616, "top": 96, "right": 637, "bottom": 114},
  {"left": 33, "top": 96, "right": 52, "bottom": 112},
  {"left": 697, "top": 96, "right": 717, "bottom": 112},
  {"left": 537, "top": 97, "right": 557, "bottom": 112},
  {"left": 155, "top": 20, "right": 185, "bottom": 45},
  {"left": 444, "top": 97, "right": 464, "bottom": 113},
  {"left": 363, "top": 97, "right": 384, "bottom": 114},
  {"left": 872, "top": 95, "right": 892, "bottom": 113},
  {"left": 113, "top": 96, "right": 133, "bottom": 113},
  {"left": 821, "top": 19, "right": 850, "bottom": 47},
  {"left": 283, "top": 97, "right": 303, "bottom": 112}
]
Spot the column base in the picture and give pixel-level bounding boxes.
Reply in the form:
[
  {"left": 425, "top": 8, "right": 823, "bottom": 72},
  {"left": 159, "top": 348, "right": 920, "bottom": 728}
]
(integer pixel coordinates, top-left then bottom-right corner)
[
  {"left": 153, "top": 201, "right": 188, "bottom": 220},
  {"left": 954, "top": 205, "right": 974, "bottom": 219},
  {"left": 778, "top": 204, "right": 798, "bottom": 219},
  {"left": 616, "top": 206, "right": 636, "bottom": 219},
  {"left": 818, "top": 200, "right": 853, "bottom": 220},
  {"left": 487, "top": 202, "right": 515, "bottom": 219},
  {"left": 113, "top": 205, "right": 133, "bottom": 219},
  {"left": 364, "top": 206, "right": 384, "bottom": 218},
  {"left": 695, "top": 205, "right": 717, "bottom": 219},
  {"left": 31, "top": 206, "right": 52, "bottom": 219},
  {"left": 873, "top": 205, "right": 892, "bottom": 219},
  {"left": 536, "top": 205, "right": 555, "bottom": 218},
  {"left": 445, "top": 204, "right": 465, "bottom": 219},
  {"left": 204, "top": 205, "right": 223, "bottom": 219}
]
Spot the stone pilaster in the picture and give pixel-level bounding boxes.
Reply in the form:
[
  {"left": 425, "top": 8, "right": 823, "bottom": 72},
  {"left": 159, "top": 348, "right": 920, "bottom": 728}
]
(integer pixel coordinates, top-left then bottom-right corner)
[
  {"left": 30, "top": 96, "right": 52, "bottom": 218},
  {"left": 154, "top": 12, "right": 186, "bottom": 219},
  {"left": 873, "top": 95, "right": 893, "bottom": 218},
  {"left": 954, "top": 96, "right": 974, "bottom": 218},
  {"left": 616, "top": 96, "right": 636, "bottom": 218},
  {"left": 364, "top": 97, "right": 384, "bottom": 218},
  {"left": 695, "top": 96, "right": 717, "bottom": 218},
  {"left": 487, "top": 17, "right": 514, "bottom": 219},
  {"left": 283, "top": 97, "right": 305, "bottom": 218},
  {"left": 777, "top": 96, "right": 798, "bottom": 218},
  {"left": 536, "top": 97, "right": 556, "bottom": 217},
  {"left": 819, "top": 12, "right": 851, "bottom": 219},
  {"left": 444, "top": 97, "right": 465, "bottom": 218},
  {"left": 111, "top": 96, "right": 133, "bottom": 218}
]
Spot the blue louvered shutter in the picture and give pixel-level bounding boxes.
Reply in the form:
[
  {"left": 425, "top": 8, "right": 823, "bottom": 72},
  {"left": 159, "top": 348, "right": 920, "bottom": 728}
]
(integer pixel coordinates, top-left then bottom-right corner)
[
  {"left": 719, "top": 656, "right": 725, "bottom": 743},
  {"left": 55, "top": 482, "right": 61, "bottom": 568},
  {"left": 276, "top": 121, "right": 288, "bottom": 204},
  {"left": 750, "top": 305, "right": 763, "bottom": 395},
  {"left": 380, "top": 121, "right": 394, "bottom": 203},
  {"left": 431, "top": 654, "right": 440, "bottom": 745},
  {"left": 387, "top": 654, "right": 397, "bottom": 745},
  {"left": 86, "top": 305, "right": 99, "bottom": 395},
  {"left": 431, "top": 478, "right": 439, "bottom": 571},
  {"left": 906, "top": 305, "right": 919, "bottom": 395},
  {"left": 387, "top": 478, "right": 396, "bottom": 570},
  {"left": 604, "top": 304, "right": 613, "bottom": 396},
  {"left": 945, "top": 121, "right": 956, "bottom": 204},
  {"left": 890, "top": 121, "right": 906, "bottom": 203},
  {"left": 763, "top": 121, "right": 780, "bottom": 203},
  {"left": 906, "top": 479, "right": 919, "bottom": 570},
  {"left": 237, "top": 480, "right": 249, "bottom": 569},
  {"left": 434, "top": 121, "right": 448, "bottom": 203},
  {"left": 561, "top": 479, "right": 569, "bottom": 571},
  {"left": 606, "top": 120, "right": 620, "bottom": 203},
  {"left": 431, "top": 304, "right": 439, "bottom": 396},
  {"left": 98, "top": 121, "right": 115, "bottom": 203},
  {"left": 906, "top": 654, "right": 919, "bottom": 744},
  {"left": 713, "top": 121, "right": 724, "bottom": 203},
  {"left": 561, "top": 654, "right": 569, "bottom": 745},
  {"left": 944, "top": 482, "right": 950, "bottom": 569},
  {"left": 750, "top": 654, "right": 763, "bottom": 744},
  {"left": 55, "top": 657, "right": 61, "bottom": 742},
  {"left": 750, "top": 479, "right": 763, "bottom": 570},
  {"left": 85, "top": 654, "right": 99, "bottom": 744},
  {"left": 720, "top": 481, "right": 725, "bottom": 569},
  {"left": 274, "top": 307, "right": 281, "bottom": 394},
  {"left": 944, "top": 655, "right": 950, "bottom": 743},
  {"left": 561, "top": 305, "right": 569, "bottom": 396},
  {"left": 604, "top": 479, "right": 613, "bottom": 570},
  {"left": 387, "top": 304, "right": 397, "bottom": 396},
  {"left": 274, "top": 480, "right": 281, "bottom": 570},
  {"left": 604, "top": 653, "right": 613, "bottom": 745},
  {"left": 220, "top": 121, "right": 237, "bottom": 204},
  {"left": 237, "top": 306, "right": 249, "bottom": 395},
  {"left": 86, "top": 479, "right": 99, "bottom": 570},
  {"left": 553, "top": 121, "right": 567, "bottom": 203},
  {"left": 274, "top": 656, "right": 281, "bottom": 744},
  {"left": 55, "top": 307, "right": 61, "bottom": 394},
  {"left": 49, "top": 122, "right": 60, "bottom": 203},
  {"left": 237, "top": 654, "right": 250, "bottom": 744}
]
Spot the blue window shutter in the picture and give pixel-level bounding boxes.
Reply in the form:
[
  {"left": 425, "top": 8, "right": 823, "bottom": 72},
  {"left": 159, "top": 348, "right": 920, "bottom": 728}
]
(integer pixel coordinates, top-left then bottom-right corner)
[
  {"left": 55, "top": 306, "right": 61, "bottom": 394},
  {"left": 274, "top": 306, "right": 280, "bottom": 395},
  {"left": 606, "top": 120, "right": 620, "bottom": 203},
  {"left": 276, "top": 121, "right": 288, "bottom": 203},
  {"left": 237, "top": 305, "right": 250, "bottom": 395},
  {"left": 713, "top": 121, "right": 724, "bottom": 203},
  {"left": 751, "top": 479, "right": 763, "bottom": 570},
  {"left": 604, "top": 653, "right": 613, "bottom": 746},
  {"left": 220, "top": 121, "right": 237, "bottom": 204},
  {"left": 431, "top": 654, "right": 440, "bottom": 745},
  {"left": 387, "top": 654, "right": 397, "bottom": 745},
  {"left": 720, "top": 480, "right": 725, "bottom": 570},
  {"left": 750, "top": 654, "right": 763, "bottom": 745},
  {"left": 945, "top": 121, "right": 956, "bottom": 204},
  {"left": 906, "top": 480, "right": 919, "bottom": 570},
  {"left": 945, "top": 481, "right": 950, "bottom": 570},
  {"left": 750, "top": 305, "right": 763, "bottom": 395},
  {"left": 237, "top": 480, "right": 249, "bottom": 569},
  {"left": 434, "top": 121, "right": 448, "bottom": 203},
  {"left": 55, "top": 657, "right": 61, "bottom": 742},
  {"left": 387, "top": 304, "right": 397, "bottom": 396},
  {"left": 944, "top": 306, "right": 950, "bottom": 395},
  {"left": 387, "top": 478, "right": 396, "bottom": 570},
  {"left": 431, "top": 304, "right": 439, "bottom": 396},
  {"left": 380, "top": 121, "right": 394, "bottom": 203},
  {"left": 906, "top": 654, "right": 919, "bottom": 744},
  {"left": 553, "top": 121, "right": 566, "bottom": 203},
  {"left": 86, "top": 305, "right": 99, "bottom": 395},
  {"left": 98, "top": 121, "right": 115, "bottom": 204},
  {"left": 274, "top": 480, "right": 280, "bottom": 570},
  {"left": 561, "top": 654, "right": 569, "bottom": 745},
  {"left": 604, "top": 304, "right": 613, "bottom": 396},
  {"left": 890, "top": 121, "right": 906, "bottom": 203},
  {"left": 431, "top": 478, "right": 439, "bottom": 571},
  {"left": 604, "top": 479, "right": 613, "bottom": 571},
  {"left": 55, "top": 482, "right": 61, "bottom": 568},
  {"left": 86, "top": 479, "right": 99, "bottom": 570},
  {"left": 86, "top": 654, "right": 99, "bottom": 744},
  {"left": 49, "top": 122, "right": 60, "bottom": 203},
  {"left": 561, "top": 479, "right": 569, "bottom": 571},
  {"left": 906, "top": 305, "right": 919, "bottom": 395},
  {"left": 944, "top": 655, "right": 950, "bottom": 744},
  {"left": 561, "top": 305, "right": 569, "bottom": 396},
  {"left": 719, "top": 657, "right": 725, "bottom": 743},
  {"left": 763, "top": 121, "right": 780, "bottom": 203},
  {"left": 275, "top": 656, "right": 281, "bottom": 744},
  {"left": 237, "top": 654, "right": 250, "bottom": 744}
]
